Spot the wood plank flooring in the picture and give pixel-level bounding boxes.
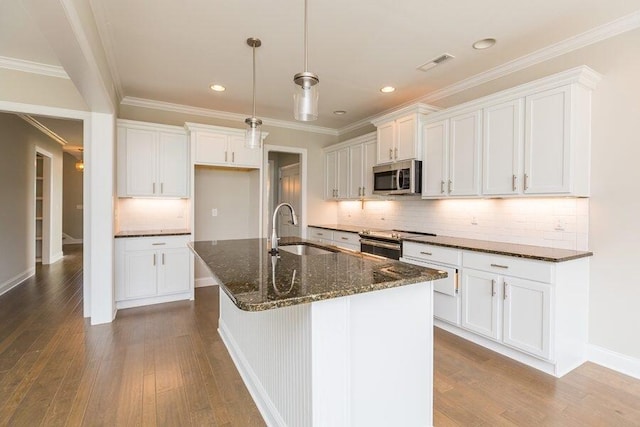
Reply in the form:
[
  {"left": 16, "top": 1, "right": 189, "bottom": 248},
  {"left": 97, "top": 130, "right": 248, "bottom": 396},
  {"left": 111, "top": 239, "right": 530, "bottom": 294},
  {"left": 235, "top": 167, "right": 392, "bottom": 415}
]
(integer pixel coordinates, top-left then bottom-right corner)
[{"left": 1, "top": 245, "right": 639, "bottom": 426}]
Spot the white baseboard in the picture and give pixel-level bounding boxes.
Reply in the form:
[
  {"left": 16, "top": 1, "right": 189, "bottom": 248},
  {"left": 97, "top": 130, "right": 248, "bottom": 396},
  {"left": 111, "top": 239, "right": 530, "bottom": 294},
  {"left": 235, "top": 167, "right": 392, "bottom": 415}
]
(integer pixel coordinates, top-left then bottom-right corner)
[
  {"left": 195, "top": 277, "right": 217, "bottom": 288},
  {"left": 49, "top": 251, "right": 64, "bottom": 264},
  {"left": 62, "top": 232, "right": 83, "bottom": 244},
  {"left": 588, "top": 344, "right": 640, "bottom": 380},
  {"left": 0, "top": 267, "right": 35, "bottom": 297}
]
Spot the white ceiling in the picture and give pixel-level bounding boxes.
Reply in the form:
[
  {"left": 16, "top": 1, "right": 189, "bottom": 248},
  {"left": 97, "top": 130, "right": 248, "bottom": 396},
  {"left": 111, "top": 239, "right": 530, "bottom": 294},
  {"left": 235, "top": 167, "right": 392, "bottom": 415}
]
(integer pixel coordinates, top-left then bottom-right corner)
[{"left": 3, "top": 0, "right": 640, "bottom": 130}]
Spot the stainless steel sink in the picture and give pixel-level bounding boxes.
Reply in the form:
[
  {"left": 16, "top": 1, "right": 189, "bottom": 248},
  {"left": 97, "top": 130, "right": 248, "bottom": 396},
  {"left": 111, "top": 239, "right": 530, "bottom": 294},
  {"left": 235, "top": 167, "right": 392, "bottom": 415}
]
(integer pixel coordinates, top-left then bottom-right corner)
[{"left": 279, "top": 243, "right": 338, "bottom": 256}]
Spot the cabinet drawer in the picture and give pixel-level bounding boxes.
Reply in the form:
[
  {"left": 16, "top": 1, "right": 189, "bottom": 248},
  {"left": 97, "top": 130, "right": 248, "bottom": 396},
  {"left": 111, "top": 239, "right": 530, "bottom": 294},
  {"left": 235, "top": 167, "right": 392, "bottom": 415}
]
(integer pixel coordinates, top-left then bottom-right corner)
[
  {"left": 333, "top": 231, "right": 360, "bottom": 246},
  {"left": 463, "top": 251, "right": 552, "bottom": 283},
  {"left": 122, "top": 235, "right": 191, "bottom": 251},
  {"left": 403, "top": 241, "right": 461, "bottom": 265},
  {"left": 308, "top": 228, "right": 333, "bottom": 241}
]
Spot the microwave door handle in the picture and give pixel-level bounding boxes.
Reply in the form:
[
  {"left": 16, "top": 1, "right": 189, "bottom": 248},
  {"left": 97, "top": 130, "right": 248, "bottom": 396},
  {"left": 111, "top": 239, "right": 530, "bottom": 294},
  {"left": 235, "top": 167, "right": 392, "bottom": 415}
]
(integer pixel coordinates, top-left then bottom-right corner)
[{"left": 396, "top": 170, "right": 402, "bottom": 190}]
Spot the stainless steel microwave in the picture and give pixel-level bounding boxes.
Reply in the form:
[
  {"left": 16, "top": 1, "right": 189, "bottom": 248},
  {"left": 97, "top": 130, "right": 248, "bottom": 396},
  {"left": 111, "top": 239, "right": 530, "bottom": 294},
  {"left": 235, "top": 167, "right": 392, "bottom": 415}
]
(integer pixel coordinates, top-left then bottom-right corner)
[{"left": 373, "top": 160, "right": 422, "bottom": 195}]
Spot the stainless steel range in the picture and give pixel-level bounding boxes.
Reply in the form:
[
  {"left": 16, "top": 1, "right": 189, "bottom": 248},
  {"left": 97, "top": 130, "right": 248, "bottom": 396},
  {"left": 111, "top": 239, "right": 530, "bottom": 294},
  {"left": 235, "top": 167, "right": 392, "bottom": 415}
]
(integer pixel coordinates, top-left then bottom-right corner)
[{"left": 359, "top": 229, "right": 436, "bottom": 260}]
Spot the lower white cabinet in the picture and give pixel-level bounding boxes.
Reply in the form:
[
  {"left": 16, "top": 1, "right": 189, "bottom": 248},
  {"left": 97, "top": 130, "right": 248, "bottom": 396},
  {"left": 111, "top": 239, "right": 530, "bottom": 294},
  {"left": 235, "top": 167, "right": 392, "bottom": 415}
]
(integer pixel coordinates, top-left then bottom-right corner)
[
  {"left": 116, "top": 235, "right": 193, "bottom": 309},
  {"left": 307, "top": 227, "right": 360, "bottom": 251},
  {"left": 402, "top": 242, "right": 461, "bottom": 326},
  {"left": 402, "top": 239, "right": 588, "bottom": 377}
]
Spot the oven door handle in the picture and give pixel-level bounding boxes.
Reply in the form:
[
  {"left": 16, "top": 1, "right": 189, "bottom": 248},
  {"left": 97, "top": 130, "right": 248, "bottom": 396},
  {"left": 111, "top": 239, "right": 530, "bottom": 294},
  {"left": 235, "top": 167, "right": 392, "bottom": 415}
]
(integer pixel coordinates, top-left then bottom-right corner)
[{"left": 360, "top": 239, "right": 401, "bottom": 251}]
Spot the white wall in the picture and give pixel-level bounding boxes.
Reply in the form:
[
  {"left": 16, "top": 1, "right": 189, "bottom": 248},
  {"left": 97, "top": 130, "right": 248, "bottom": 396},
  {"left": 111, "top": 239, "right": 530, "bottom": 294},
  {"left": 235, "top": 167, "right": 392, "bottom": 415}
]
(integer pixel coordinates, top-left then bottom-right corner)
[{"left": 0, "top": 113, "right": 63, "bottom": 293}]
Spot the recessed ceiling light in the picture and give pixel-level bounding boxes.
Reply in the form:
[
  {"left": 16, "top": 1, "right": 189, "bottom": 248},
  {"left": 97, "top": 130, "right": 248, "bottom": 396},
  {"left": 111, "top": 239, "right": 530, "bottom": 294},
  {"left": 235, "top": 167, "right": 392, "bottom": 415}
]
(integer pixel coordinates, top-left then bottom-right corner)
[
  {"left": 472, "top": 38, "right": 496, "bottom": 50},
  {"left": 333, "top": 110, "right": 347, "bottom": 115},
  {"left": 380, "top": 86, "right": 395, "bottom": 93},
  {"left": 210, "top": 84, "right": 226, "bottom": 92}
]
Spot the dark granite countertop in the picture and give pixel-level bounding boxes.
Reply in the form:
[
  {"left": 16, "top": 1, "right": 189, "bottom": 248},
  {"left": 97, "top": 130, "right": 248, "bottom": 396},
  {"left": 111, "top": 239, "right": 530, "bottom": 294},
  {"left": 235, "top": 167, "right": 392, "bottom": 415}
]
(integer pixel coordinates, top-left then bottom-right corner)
[
  {"left": 403, "top": 235, "right": 593, "bottom": 262},
  {"left": 114, "top": 229, "right": 192, "bottom": 238},
  {"left": 189, "top": 237, "right": 446, "bottom": 312}
]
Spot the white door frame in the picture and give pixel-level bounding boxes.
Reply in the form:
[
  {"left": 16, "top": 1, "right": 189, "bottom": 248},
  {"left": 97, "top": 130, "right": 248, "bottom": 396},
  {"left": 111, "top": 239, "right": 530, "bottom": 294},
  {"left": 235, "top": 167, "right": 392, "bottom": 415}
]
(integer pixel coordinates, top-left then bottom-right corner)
[
  {"left": 277, "top": 162, "right": 301, "bottom": 238},
  {"left": 34, "top": 147, "right": 53, "bottom": 264},
  {"left": 263, "top": 145, "right": 308, "bottom": 238},
  {"left": 0, "top": 100, "right": 115, "bottom": 325}
]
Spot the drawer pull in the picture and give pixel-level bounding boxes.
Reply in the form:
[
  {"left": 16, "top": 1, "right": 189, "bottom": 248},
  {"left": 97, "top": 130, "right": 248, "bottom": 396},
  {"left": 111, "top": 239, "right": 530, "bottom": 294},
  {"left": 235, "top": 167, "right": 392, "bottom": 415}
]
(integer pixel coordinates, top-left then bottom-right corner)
[
  {"left": 420, "top": 251, "right": 432, "bottom": 256},
  {"left": 152, "top": 243, "right": 166, "bottom": 246},
  {"left": 317, "top": 233, "right": 324, "bottom": 236},
  {"left": 341, "top": 237, "right": 349, "bottom": 240},
  {"left": 490, "top": 263, "right": 509, "bottom": 269}
]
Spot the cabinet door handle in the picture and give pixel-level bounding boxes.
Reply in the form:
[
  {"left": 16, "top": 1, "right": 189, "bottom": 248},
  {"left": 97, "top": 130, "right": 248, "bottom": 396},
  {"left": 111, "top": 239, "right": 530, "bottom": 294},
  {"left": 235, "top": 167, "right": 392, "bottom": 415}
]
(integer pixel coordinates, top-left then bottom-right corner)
[
  {"left": 524, "top": 174, "right": 529, "bottom": 190},
  {"left": 232, "top": 152, "right": 235, "bottom": 163},
  {"left": 491, "top": 279, "right": 496, "bottom": 296},
  {"left": 448, "top": 180, "right": 452, "bottom": 193},
  {"left": 162, "top": 253, "right": 165, "bottom": 265},
  {"left": 512, "top": 175, "right": 517, "bottom": 192},
  {"left": 152, "top": 242, "right": 166, "bottom": 246},
  {"left": 503, "top": 281, "right": 508, "bottom": 300},
  {"left": 389, "top": 148, "right": 393, "bottom": 160},
  {"left": 362, "top": 187, "right": 365, "bottom": 196},
  {"left": 440, "top": 181, "right": 445, "bottom": 194},
  {"left": 225, "top": 151, "right": 228, "bottom": 162},
  {"left": 153, "top": 254, "right": 156, "bottom": 266},
  {"left": 153, "top": 182, "right": 156, "bottom": 194},
  {"left": 419, "top": 251, "right": 432, "bottom": 256},
  {"left": 394, "top": 147, "right": 398, "bottom": 159},
  {"left": 490, "top": 263, "right": 509, "bottom": 269},
  {"left": 161, "top": 182, "right": 164, "bottom": 194}
]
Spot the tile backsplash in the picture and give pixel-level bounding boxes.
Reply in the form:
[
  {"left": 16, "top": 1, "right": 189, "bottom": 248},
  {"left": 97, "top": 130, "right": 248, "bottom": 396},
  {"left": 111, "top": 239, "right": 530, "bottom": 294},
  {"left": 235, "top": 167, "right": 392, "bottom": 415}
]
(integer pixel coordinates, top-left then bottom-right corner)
[
  {"left": 337, "top": 197, "right": 589, "bottom": 250},
  {"left": 116, "top": 198, "right": 190, "bottom": 231}
]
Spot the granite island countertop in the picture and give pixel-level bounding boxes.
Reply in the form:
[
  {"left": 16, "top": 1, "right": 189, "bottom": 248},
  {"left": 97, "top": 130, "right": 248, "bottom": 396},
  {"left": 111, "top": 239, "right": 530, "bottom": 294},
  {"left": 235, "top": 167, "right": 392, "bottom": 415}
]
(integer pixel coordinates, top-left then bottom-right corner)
[{"left": 189, "top": 237, "right": 446, "bottom": 312}]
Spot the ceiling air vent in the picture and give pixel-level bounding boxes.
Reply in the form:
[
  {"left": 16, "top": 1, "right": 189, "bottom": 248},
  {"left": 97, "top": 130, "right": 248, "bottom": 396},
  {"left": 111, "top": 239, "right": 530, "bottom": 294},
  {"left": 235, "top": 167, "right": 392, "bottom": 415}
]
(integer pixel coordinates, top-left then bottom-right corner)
[{"left": 417, "top": 53, "right": 455, "bottom": 72}]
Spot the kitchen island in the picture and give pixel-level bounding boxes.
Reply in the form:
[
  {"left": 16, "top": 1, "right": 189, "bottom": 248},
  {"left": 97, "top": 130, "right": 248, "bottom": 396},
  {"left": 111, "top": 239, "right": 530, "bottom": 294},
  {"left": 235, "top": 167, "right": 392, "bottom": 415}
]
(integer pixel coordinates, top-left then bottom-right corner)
[{"left": 190, "top": 237, "right": 446, "bottom": 427}]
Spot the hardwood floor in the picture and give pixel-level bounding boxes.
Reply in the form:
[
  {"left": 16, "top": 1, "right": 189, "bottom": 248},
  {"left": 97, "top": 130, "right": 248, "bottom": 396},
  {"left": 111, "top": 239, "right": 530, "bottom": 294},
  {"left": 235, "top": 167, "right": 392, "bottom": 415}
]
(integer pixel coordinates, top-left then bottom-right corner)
[
  {"left": 0, "top": 245, "right": 264, "bottom": 426},
  {"left": 1, "top": 246, "right": 639, "bottom": 426}
]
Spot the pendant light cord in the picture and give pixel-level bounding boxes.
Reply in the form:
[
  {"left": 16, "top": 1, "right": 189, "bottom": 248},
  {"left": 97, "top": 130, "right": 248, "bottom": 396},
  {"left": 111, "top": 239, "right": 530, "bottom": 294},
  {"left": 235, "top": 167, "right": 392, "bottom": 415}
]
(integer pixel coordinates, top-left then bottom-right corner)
[
  {"left": 252, "top": 43, "right": 257, "bottom": 118},
  {"left": 303, "top": 0, "right": 308, "bottom": 72}
]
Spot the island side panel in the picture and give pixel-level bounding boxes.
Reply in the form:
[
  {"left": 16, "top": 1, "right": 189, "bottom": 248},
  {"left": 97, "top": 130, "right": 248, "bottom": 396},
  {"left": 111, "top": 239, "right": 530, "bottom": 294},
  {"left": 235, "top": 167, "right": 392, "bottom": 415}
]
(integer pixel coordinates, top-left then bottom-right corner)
[
  {"left": 311, "top": 281, "right": 434, "bottom": 427},
  {"left": 219, "top": 293, "right": 313, "bottom": 427}
]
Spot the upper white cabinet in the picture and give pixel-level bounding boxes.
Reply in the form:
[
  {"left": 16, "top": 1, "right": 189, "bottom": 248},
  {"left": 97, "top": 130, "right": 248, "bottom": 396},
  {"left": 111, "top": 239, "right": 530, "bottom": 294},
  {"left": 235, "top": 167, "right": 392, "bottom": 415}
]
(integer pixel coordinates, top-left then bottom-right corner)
[
  {"left": 324, "top": 133, "right": 377, "bottom": 200},
  {"left": 371, "top": 104, "right": 439, "bottom": 165},
  {"left": 325, "top": 147, "right": 349, "bottom": 200},
  {"left": 117, "top": 120, "right": 189, "bottom": 198},
  {"left": 186, "top": 122, "right": 267, "bottom": 169},
  {"left": 424, "top": 66, "right": 600, "bottom": 198},
  {"left": 422, "top": 110, "right": 481, "bottom": 198}
]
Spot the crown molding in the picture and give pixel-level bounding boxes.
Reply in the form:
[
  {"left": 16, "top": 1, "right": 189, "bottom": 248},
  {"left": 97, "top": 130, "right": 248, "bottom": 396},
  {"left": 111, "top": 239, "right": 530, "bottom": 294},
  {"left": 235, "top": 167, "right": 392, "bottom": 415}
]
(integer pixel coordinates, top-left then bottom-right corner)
[
  {"left": 370, "top": 102, "right": 440, "bottom": 126},
  {"left": 419, "top": 9, "right": 640, "bottom": 104},
  {"left": 0, "top": 56, "right": 69, "bottom": 79},
  {"left": 17, "top": 114, "right": 69, "bottom": 146},
  {"left": 120, "top": 96, "right": 339, "bottom": 136}
]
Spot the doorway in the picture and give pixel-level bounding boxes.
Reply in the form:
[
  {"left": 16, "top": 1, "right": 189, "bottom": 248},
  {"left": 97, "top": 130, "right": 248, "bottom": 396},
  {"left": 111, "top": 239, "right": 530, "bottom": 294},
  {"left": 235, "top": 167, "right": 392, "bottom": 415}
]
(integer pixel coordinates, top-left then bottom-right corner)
[{"left": 263, "top": 145, "right": 308, "bottom": 240}]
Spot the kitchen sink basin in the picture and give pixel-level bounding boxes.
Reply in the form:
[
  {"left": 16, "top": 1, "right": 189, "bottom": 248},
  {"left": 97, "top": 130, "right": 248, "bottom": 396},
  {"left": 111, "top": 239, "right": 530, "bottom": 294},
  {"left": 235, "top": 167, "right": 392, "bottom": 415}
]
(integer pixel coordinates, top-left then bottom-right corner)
[{"left": 279, "top": 243, "right": 338, "bottom": 256}]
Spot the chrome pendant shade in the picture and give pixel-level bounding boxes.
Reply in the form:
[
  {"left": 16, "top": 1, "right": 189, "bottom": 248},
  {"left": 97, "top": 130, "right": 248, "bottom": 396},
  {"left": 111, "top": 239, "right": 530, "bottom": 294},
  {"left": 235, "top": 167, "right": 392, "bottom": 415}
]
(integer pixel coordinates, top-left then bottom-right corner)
[
  {"left": 245, "top": 37, "right": 262, "bottom": 149},
  {"left": 293, "top": 0, "right": 319, "bottom": 121}
]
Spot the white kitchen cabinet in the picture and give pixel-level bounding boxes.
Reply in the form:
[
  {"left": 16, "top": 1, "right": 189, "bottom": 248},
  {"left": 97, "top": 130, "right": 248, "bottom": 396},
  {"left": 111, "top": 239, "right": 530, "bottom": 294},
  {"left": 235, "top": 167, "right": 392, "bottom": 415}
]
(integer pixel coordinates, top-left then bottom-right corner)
[
  {"left": 325, "top": 148, "right": 349, "bottom": 200},
  {"left": 422, "top": 110, "right": 481, "bottom": 198},
  {"left": 502, "top": 276, "right": 551, "bottom": 359},
  {"left": 461, "top": 268, "right": 500, "bottom": 340},
  {"left": 307, "top": 227, "right": 360, "bottom": 251},
  {"left": 115, "top": 235, "right": 192, "bottom": 309},
  {"left": 187, "top": 122, "right": 266, "bottom": 169},
  {"left": 348, "top": 137, "right": 376, "bottom": 198},
  {"left": 375, "top": 114, "right": 419, "bottom": 164},
  {"left": 401, "top": 241, "right": 461, "bottom": 326},
  {"left": 524, "top": 86, "right": 572, "bottom": 194},
  {"left": 117, "top": 120, "right": 189, "bottom": 198},
  {"left": 482, "top": 99, "right": 524, "bottom": 195}
]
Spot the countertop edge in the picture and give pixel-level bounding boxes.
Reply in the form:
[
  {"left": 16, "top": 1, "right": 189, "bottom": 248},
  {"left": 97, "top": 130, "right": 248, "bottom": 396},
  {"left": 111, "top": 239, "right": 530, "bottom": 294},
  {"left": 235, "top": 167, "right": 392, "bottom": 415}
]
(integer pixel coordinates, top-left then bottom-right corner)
[{"left": 114, "top": 231, "right": 192, "bottom": 238}]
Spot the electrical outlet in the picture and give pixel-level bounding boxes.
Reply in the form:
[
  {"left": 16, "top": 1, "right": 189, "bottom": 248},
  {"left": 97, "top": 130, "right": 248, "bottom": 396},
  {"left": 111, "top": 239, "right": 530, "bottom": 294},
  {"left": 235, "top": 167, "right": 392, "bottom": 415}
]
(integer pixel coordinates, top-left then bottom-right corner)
[
  {"left": 211, "top": 208, "right": 218, "bottom": 217},
  {"left": 471, "top": 216, "right": 478, "bottom": 225},
  {"left": 554, "top": 218, "right": 565, "bottom": 231}
]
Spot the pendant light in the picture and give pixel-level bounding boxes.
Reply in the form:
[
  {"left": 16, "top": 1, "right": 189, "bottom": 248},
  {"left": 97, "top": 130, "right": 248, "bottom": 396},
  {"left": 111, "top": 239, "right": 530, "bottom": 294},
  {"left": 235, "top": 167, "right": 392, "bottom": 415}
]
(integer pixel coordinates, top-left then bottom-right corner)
[
  {"left": 293, "top": 0, "right": 319, "bottom": 121},
  {"left": 245, "top": 37, "right": 262, "bottom": 149}
]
